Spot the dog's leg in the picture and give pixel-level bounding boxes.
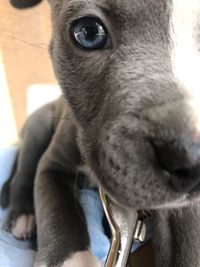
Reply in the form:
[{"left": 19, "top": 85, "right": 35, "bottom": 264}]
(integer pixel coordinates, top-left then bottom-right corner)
[
  {"left": 34, "top": 164, "right": 101, "bottom": 267},
  {"left": 6, "top": 103, "right": 55, "bottom": 240},
  {"left": 152, "top": 205, "right": 200, "bottom": 267},
  {"left": 34, "top": 119, "right": 101, "bottom": 267}
]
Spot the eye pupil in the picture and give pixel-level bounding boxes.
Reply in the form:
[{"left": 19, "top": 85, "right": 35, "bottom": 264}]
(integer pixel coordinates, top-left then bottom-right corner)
[
  {"left": 72, "top": 17, "right": 108, "bottom": 50},
  {"left": 84, "top": 23, "right": 98, "bottom": 40}
]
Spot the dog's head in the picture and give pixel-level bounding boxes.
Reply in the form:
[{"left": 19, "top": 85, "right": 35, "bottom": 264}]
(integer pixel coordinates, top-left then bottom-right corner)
[{"left": 11, "top": 0, "right": 200, "bottom": 209}]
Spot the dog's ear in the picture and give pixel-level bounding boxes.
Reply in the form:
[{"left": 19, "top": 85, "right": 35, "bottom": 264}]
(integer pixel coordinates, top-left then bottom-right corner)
[{"left": 10, "top": 0, "right": 43, "bottom": 9}]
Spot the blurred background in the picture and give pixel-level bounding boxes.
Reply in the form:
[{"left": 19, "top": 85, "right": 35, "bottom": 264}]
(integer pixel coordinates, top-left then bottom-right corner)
[{"left": 0, "top": 0, "right": 60, "bottom": 146}]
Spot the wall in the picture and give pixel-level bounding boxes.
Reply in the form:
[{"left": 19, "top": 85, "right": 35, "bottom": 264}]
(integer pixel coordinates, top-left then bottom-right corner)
[{"left": 0, "top": 0, "right": 57, "bottom": 134}]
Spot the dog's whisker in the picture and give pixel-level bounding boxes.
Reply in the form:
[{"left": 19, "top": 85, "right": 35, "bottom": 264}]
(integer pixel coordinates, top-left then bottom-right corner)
[{"left": 7, "top": 36, "right": 49, "bottom": 51}]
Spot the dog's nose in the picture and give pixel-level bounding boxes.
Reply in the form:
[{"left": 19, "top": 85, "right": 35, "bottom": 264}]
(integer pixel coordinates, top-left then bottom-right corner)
[{"left": 153, "top": 140, "right": 200, "bottom": 192}]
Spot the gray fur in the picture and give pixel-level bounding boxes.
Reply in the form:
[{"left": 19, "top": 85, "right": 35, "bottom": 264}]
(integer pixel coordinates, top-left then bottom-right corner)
[{"left": 5, "top": 0, "right": 200, "bottom": 266}]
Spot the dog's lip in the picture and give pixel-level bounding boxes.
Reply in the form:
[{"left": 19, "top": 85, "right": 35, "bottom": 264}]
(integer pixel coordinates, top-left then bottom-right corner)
[
  {"left": 188, "top": 181, "right": 200, "bottom": 194},
  {"left": 180, "top": 180, "right": 200, "bottom": 202},
  {"left": 187, "top": 191, "right": 200, "bottom": 202},
  {"left": 98, "top": 160, "right": 200, "bottom": 209},
  {"left": 100, "top": 177, "right": 187, "bottom": 210},
  {"left": 156, "top": 161, "right": 200, "bottom": 194}
]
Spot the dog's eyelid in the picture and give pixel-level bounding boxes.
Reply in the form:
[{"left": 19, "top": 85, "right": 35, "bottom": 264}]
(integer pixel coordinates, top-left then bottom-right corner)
[
  {"left": 61, "top": 2, "right": 112, "bottom": 36},
  {"left": 96, "top": 4, "right": 111, "bottom": 19},
  {"left": 65, "top": 14, "right": 108, "bottom": 30}
]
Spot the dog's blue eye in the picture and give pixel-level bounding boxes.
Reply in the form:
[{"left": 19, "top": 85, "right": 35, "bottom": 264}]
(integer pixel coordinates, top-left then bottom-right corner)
[{"left": 71, "top": 17, "right": 108, "bottom": 50}]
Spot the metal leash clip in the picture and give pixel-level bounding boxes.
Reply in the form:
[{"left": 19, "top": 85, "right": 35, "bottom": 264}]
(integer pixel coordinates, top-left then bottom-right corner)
[{"left": 99, "top": 186, "right": 147, "bottom": 267}]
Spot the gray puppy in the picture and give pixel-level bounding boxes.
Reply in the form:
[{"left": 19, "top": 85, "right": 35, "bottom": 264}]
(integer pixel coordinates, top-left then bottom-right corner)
[{"left": 2, "top": 0, "right": 200, "bottom": 266}]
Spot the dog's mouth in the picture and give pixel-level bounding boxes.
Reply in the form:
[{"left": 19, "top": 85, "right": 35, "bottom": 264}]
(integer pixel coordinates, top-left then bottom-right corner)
[{"left": 187, "top": 191, "right": 200, "bottom": 203}]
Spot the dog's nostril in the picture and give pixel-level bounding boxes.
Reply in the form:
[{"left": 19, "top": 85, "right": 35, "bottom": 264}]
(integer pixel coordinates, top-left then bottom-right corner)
[
  {"left": 153, "top": 141, "right": 200, "bottom": 192},
  {"left": 173, "top": 168, "right": 190, "bottom": 178},
  {"left": 153, "top": 141, "right": 188, "bottom": 173}
]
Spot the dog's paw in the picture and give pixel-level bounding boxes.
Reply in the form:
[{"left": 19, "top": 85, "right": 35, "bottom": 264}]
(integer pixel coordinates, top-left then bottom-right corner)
[
  {"left": 61, "top": 251, "right": 102, "bottom": 267},
  {"left": 8, "top": 214, "right": 35, "bottom": 240},
  {"left": 35, "top": 251, "right": 102, "bottom": 267}
]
